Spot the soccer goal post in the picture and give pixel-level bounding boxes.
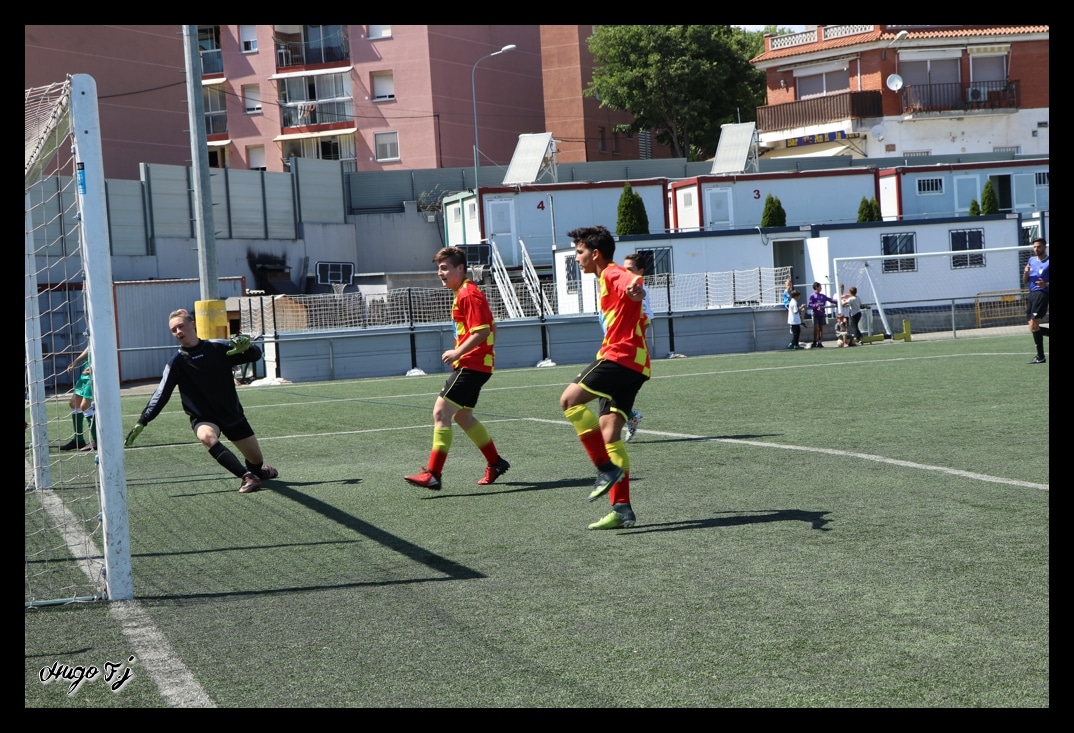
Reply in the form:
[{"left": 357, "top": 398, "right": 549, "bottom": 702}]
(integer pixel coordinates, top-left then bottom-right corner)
[
  {"left": 833, "top": 244, "right": 1032, "bottom": 339},
  {"left": 25, "top": 75, "right": 133, "bottom": 606}
]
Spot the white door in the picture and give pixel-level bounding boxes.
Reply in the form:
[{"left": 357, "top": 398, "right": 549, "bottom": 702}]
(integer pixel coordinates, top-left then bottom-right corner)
[
  {"left": 704, "top": 187, "right": 733, "bottom": 230},
  {"left": 485, "top": 198, "right": 518, "bottom": 266}
]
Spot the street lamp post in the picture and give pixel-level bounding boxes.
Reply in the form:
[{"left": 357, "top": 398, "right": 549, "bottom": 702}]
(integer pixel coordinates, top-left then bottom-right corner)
[{"left": 471, "top": 44, "right": 517, "bottom": 193}]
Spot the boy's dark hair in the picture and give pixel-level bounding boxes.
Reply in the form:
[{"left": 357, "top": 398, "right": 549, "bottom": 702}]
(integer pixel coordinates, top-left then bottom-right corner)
[
  {"left": 623, "top": 251, "right": 649, "bottom": 273},
  {"left": 433, "top": 246, "right": 466, "bottom": 267},
  {"left": 791, "top": 289, "right": 801, "bottom": 299},
  {"left": 568, "top": 225, "right": 615, "bottom": 261}
]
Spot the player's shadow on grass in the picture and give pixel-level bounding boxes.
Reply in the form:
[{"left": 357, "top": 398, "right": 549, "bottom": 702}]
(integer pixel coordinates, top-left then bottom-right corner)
[
  {"left": 627, "top": 508, "right": 832, "bottom": 534},
  {"left": 420, "top": 477, "right": 595, "bottom": 499}
]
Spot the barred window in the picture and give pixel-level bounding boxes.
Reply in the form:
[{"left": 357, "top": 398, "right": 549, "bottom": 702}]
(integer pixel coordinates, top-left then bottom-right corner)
[
  {"left": 882, "top": 232, "right": 917, "bottom": 273},
  {"left": 950, "top": 229, "right": 985, "bottom": 269},
  {"left": 916, "top": 177, "right": 943, "bottom": 194}
]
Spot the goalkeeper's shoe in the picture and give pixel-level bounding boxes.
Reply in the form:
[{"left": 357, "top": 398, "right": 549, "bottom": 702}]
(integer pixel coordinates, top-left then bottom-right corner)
[
  {"left": 259, "top": 465, "right": 279, "bottom": 480},
  {"left": 477, "top": 457, "right": 510, "bottom": 485},
  {"left": 404, "top": 468, "right": 441, "bottom": 491},
  {"left": 588, "top": 464, "right": 624, "bottom": 502},
  {"left": 238, "top": 472, "right": 261, "bottom": 494},
  {"left": 588, "top": 503, "right": 637, "bottom": 530},
  {"left": 622, "top": 410, "right": 643, "bottom": 442}
]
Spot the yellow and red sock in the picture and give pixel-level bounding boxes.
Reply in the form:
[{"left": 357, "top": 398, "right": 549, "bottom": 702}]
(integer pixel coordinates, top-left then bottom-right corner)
[
  {"left": 463, "top": 420, "right": 499, "bottom": 464},
  {"left": 427, "top": 426, "right": 452, "bottom": 476},
  {"left": 564, "top": 405, "right": 609, "bottom": 466}
]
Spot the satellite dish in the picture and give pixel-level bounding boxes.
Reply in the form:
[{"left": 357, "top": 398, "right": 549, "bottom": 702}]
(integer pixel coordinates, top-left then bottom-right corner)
[
  {"left": 871, "top": 124, "right": 886, "bottom": 142},
  {"left": 886, "top": 74, "right": 904, "bottom": 92}
]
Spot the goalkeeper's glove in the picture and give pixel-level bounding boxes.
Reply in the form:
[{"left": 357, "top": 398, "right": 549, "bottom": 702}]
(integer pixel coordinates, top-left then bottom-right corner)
[
  {"left": 124, "top": 423, "right": 144, "bottom": 448},
  {"left": 227, "top": 334, "right": 251, "bottom": 356}
]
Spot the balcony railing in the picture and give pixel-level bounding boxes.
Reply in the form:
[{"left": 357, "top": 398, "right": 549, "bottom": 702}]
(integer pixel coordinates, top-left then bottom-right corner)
[
  {"left": 200, "top": 49, "right": 223, "bottom": 75},
  {"left": 756, "top": 90, "right": 882, "bottom": 133},
  {"left": 280, "top": 99, "right": 354, "bottom": 128},
  {"left": 899, "top": 79, "right": 1019, "bottom": 113}
]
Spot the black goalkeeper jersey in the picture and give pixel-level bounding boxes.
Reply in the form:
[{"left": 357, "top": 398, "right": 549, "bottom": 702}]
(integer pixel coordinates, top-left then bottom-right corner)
[{"left": 138, "top": 339, "right": 262, "bottom": 428}]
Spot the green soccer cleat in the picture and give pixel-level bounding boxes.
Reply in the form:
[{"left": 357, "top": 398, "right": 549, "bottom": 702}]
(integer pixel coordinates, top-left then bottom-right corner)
[{"left": 588, "top": 503, "right": 636, "bottom": 530}]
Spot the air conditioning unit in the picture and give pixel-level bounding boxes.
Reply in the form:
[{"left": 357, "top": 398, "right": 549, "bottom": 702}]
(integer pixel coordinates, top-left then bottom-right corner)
[{"left": 966, "top": 86, "right": 988, "bottom": 104}]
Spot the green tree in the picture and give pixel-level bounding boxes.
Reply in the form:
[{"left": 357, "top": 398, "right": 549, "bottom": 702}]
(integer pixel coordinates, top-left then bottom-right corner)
[
  {"left": 616, "top": 182, "right": 650, "bottom": 235},
  {"left": 968, "top": 199, "right": 981, "bottom": 216},
  {"left": 857, "top": 196, "right": 882, "bottom": 222},
  {"left": 980, "top": 180, "right": 999, "bottom": 214},
  {"left": 586, "top": 25, "right": 766, "bottom": 161},
  {"left": 761, "top": 194, "right": 786, "bottom": 227}
]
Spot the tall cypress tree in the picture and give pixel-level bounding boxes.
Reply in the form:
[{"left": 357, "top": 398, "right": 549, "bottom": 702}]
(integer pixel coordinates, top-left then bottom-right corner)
[{"left": 617, "top": 182, "right": 650, "bottom": 235}]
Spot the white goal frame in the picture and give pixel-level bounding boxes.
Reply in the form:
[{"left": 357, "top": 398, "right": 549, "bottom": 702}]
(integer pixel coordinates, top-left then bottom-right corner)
[{"left": 25, "top": 75, "right": 132, "bottom": 605}]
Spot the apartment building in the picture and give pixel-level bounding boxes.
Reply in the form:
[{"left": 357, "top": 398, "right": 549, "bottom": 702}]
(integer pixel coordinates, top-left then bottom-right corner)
[
  {"left": 25, "top": 24, "right": 670, "bottom": 181},
  {"left": 749, "top": 25, "right": 1049, "bottom": 161}
]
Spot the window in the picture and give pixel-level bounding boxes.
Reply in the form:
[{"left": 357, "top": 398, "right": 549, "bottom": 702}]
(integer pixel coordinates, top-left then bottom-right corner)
[
  {"left": 207, "top": 148, "right": 226, "bottom": 168},
  {"left": 371, "top": 71, "right": 395, "bottom": 101},
  {"left": 278, "top": 72, "right": 353, "bottom": 126},
  {"left": 239, "top": 25, "right": 258, "bottom": 53},
  {"left": 564, "top": 255, "right": 582, "bottom": 294},
  {"left": 368, "top": 25, "right": 391, "bottom": 39},
  {"left": 1035, "top": 172, "right": 1049, "bottom": 187},
  {"left": 282, "top": 133, "right": 357, "bottom": 169},
  {"left": 612, "top": 132, "right": 619, "bottom": 155},
  {"left": 198, "top": 25, "right": 223, "bottom": 74},
  {"left": 950, "top": 229, "right": 985, "bottom": 269},
  {"left": 202, "top": 85, "right": 227, "bottom": 135},
  {"left": 904, "top": 150, "right": 931, "bottom": 158},
  {"left": 375, "top": 131, "right": 399, "bottom": 161},
  {"left": 637, "top": 131, "right": 651, "bottom": 160},
  {"left": 247, "top": 145, "right": 266, "bottom": 171},
  {"left": 242, "top": 84, "right": 261, "bottom": 114},
  {"left": 598, "top": 127, "right": 606, "bottom": 153},
  {"left": 634, "top": 247, "right": 673, "bottom": 277},
  {"left": 900, "top": 57, "right": 959, "bottom": 109},
  {"left": 882, "top": 232, "right": 916, "bottom": 273},
  {"left": 316, "top": 261, "right": 355, "bottom": 285},
  {"left": 993, "top": 146, "right": 1020, "bottom": 154},
  {"left": 796, "top": 68, "right": 850, "bottom": 99},
  {"left": 917, "top": 177, "right": 943, "bottom": 195}
]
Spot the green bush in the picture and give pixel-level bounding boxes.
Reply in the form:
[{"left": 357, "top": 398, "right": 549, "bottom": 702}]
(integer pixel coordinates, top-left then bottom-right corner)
[
  {"left": 761, "top": 193, "right": 786, "bottom": 227},
  {"left": 857, "top": 196, "right": 881, "bottom": 222},
  {"left": 616, "top": 182, "right": 650, "bottom": 235},
  {"left": 968, "top": 199, "right": 981, "bottom": 216},
  {"left": 980, "top": 180, "right": 999, "bottom": 214}
]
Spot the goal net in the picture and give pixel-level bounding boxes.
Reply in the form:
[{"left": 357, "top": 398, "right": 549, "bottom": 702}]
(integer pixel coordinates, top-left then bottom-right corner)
[
  {"left": 25, "top": 76, "right": 132, "bottom": 606},
  {"left": 833, "top": 245, "right": 1032, "bottom": 339}
]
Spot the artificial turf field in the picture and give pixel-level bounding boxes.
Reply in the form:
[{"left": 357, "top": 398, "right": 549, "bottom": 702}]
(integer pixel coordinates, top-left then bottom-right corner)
[{"left": 26, "top": 334, "right": 1048, "bottom": 707}]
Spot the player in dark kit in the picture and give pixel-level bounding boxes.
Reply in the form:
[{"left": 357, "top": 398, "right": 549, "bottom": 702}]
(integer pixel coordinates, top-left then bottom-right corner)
[
  {"left": 125, "top": 308, "right": 278, "bottom": 493},
  {"left": 1024, "top": 237, "right": 1049, "bottom": 364}
]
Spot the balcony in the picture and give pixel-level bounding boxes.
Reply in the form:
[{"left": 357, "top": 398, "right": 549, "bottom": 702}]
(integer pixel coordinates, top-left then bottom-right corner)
[
  {"left": 280, "top": 99, "right": 353, "bottom": 128},
  {"left": 899, "top": 80, "right": 1019, "bottom": 114},
  {"left": 756, "top": 90, "right": 882, "bottom": 134},
  {"left": 275, "top": 38, "right": 350, "bottom": 69}
]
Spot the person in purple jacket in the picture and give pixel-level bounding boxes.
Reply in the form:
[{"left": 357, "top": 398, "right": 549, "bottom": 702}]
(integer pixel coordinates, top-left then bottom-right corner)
[{"left": 807, "top": 282, "right": 838, "bottom": 348}]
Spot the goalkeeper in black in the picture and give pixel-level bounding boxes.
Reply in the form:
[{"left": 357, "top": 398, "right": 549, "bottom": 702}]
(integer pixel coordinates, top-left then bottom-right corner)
[{"left": 125, "top": 308, "right": 278, "bottom": 494}]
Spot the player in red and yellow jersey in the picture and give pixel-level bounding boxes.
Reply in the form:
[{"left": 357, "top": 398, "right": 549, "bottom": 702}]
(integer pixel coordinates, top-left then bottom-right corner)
[
  {"left": 405, "top": 247, "right": 509, "bottom": 490},
  {"left": 559, "top": 226, "right": 650, "bottom": 529}
]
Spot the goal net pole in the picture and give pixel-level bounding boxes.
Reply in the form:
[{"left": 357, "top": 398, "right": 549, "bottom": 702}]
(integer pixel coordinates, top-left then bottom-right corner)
[{"left": 69, "top": 74, "right": 133, "bottom": 601}]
